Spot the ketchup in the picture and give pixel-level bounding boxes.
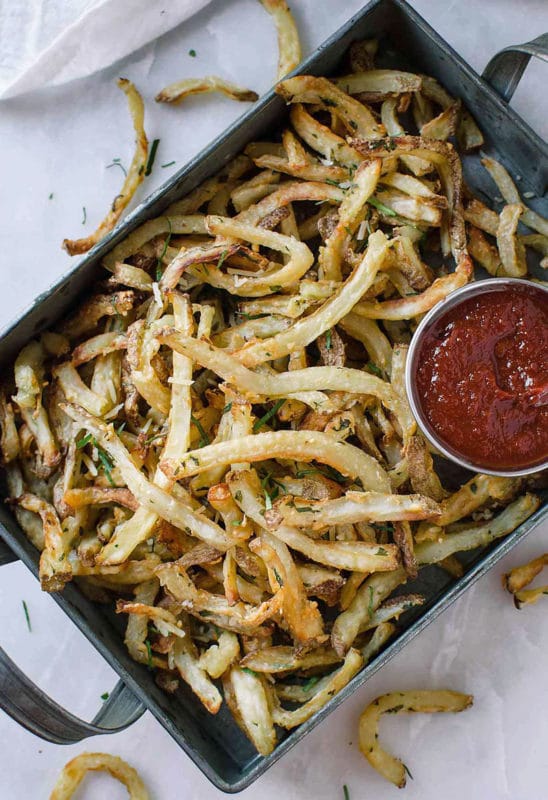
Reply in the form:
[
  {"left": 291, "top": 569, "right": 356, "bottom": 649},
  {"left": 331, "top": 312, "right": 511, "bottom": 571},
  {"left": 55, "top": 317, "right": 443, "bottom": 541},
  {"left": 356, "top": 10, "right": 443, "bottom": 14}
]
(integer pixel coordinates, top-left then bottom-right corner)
[{"left": 415, "top": 283, "right": 548, "bottom": 471}]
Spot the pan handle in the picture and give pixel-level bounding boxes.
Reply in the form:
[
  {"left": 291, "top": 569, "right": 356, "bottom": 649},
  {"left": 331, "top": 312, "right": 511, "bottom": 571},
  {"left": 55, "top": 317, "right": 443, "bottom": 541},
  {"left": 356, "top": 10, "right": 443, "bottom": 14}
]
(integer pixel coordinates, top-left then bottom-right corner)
[
  {"left": 0, "top": 539, "right": 145, "bottom": 744},
  {"left": 482, "top": 33, "right": 548, "bottom": 103}
]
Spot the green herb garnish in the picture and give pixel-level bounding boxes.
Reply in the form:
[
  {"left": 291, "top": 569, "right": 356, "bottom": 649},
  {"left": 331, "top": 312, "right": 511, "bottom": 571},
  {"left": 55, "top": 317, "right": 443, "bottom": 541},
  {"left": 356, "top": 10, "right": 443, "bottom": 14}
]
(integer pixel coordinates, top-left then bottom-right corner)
[
  {"left": 367, "top": 196, "right": 397, "bottom": 217},
  {"left": 273, "top": 567, "right": 284, "bottom": 587},
  {"left": 403, "top": 763, "right": 414, "bottom": 781},
  {"left": 343, "top": 786, "right": 350, "bottom": 800},
  {"left": 242, "top": 667, "right": 257, "bottom": 676},
  {"left": 76, "top": 434, "right": 115, "bottom": 485},
  {"left": 145, "top": 138, "right": 160, "bottom": 176},
  {"left": 145, "top": 638, "right": 153, "bottom": 670},
  {"left": 253, "top": 399, "right": 285, "bottom": 432},
  {"left": 303, "top": 675, "right": 320, "bottom": 692},
  {"left": 191, "top": 414, "right": 210, "bottom": 447},
  {"left": 367, "top": 585, "right": 375, "bottom": 618},
  {"left": 222, "top": 402, "right": 233, "bottom": 414},
  {"left": 101, "top": 692, "right": 110, "bottom": 701},
  {"left": 22, "top": 600, "right": 31, "bottom": 632},
  {"left": 48, "top": 193, "right": 54, "bottom": 200},
  {"left": 366, "top": 361, "right": 383, "bottom": 377},
  {"left": 269, "top": 284, "right": 282, "bottom": 292},
  {"left": 161, "top": 160, "right": 176, "bottom": 168},
  {"left": 325, "top": 329, "right": 332, "bottom": 350},
  {"left": 96, "top": 447, "right": 115, "bottom": 486},
  {"left": 376, "top": 547, "right": 388, "bottom": 556},
  {"left": 106, "top": 157, "right": 127, "bottom": 176},
  {"left": 325, "top": 178, "right": 340, "bottom": 187},
  {"left": 216, "top": 249, "right": 229, "bottom": 270},
  {"left": 188, "top": 49, "right": 197, "bottom": 57},
  {"left": 155, "top": 217, "right": 173, "bottom": 280}
]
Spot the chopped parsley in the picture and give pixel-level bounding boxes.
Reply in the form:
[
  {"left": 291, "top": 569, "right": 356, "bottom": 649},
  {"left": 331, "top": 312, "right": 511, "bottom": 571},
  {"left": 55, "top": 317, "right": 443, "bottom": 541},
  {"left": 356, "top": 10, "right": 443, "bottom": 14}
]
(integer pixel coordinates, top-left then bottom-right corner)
[
  {"left": 101, "top": 692, "right": 110, "bottom": 701},
  {"left": 222, "top": 402, "right": 233, "bottom": 414},
  {"left": 403, "top": 763, "right": 414, "bottom": 781},
  {"left": 161, "top": 160, "right": 176, "bottom": 168},
  {"left": 48, "top": 193, "right": 54, "bottom": 200},
  {"left": 325, "top": 178, "right": 340, "bottom": 187},
  {"left": 242, "top": 667, "right": 257, "bottom": 676},
  {"left": 155, "top": 217, "right": 173, "bottom": 280},
  {"left": 145, "top": 638, "right": 153, "bottom": 670},
  {"left": 302, "top": 675, "right": 320, "bottom": 692},
  {"left": 22, "top": 600, "right": 31, "bottom": 632},
  {"left": 76, "top": 434, "right": 115, "bottom": 485},
  {"left": 253, "top": 399, "right": 285, "bottom": 432},
  {"left": 367, "top": 585, "right": 375, "bottom": 618},
  {"left": 188, "top": 49, "right": 197, "bottom": 57},
  {"left": 376, "top": 547, "right": 388, "bottom": 556},
  {"left": 216, "top": 249, "right": 229, "bottom": 270},
  {"left": 273, "top": 567, "right": 284, "bottom": 587},
  {"left": 325, "top": 329, "right": 332, "bottom": 350},
  {"left": 367, "top": 196, "right": 397, "bottom": 217},
  {"left": 366, "top": 361, "right": 383, "bottom": 377},
  {"left": 190, "top": 414, "right": 210, "bottom": 447},
  {"left": 106, "top": 157, "right": 127, "bottom": 176},
  {"left": 76, "top": 433, "right": 93, "bottom": 449},
  {"left": 343, "top": 786, "right": 350, "bottom": 800},
  {"left": 145, "top": 138, "right": 160, "bottom": 176},
  {"left": 470, "top": 482, "right": 477, "bottom": 494}
]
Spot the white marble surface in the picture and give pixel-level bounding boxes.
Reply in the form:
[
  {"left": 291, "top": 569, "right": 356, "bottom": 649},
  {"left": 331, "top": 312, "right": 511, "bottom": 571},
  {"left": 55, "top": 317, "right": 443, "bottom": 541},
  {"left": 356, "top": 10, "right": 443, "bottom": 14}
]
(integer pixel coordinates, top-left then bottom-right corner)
[{"left": 0, "top": 1, "right": 547, "bottom": 798}]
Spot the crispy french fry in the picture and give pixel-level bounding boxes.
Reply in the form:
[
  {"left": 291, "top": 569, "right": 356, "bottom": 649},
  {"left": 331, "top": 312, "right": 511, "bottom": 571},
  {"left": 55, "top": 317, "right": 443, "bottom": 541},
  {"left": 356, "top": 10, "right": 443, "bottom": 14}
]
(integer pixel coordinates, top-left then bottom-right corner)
[
  {"left": 63, "top": 79, "right": 148, "bottom": 255},
  {"left": 49, "top": 752, "right": 149, "bottom": 800},
  {"left": 259, "top": 0, "right": 301, "bottom": 79},
  {"left": 359, "top": 690, "right": 473, "bottom": 787}
]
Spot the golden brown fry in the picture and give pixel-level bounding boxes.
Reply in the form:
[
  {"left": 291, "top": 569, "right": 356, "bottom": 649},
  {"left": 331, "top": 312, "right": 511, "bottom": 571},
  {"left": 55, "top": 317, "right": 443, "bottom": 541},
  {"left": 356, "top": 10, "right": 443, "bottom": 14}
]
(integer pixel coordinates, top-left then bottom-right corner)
[
  {"left": 63, "top": 79, "right": 148, "bottom": 255},
  {"left": 359, "top": 690, "right": 473, "bottom": 788},
  {"left": 250, "top": 531, "right": 326, "bottom": 646},
  {"left": 277, "top": 76, "right": 384, "bottom": 139},
  {"left": 49, "top": 752, "right": 149, "bottom": 800},
  {"left": 156, "top": 76, "right": 258, "bottom": 105},
  {"left": 15, "top": 493, "right": 72, "bottom": 592},
  {"left": 497, "top": 203, "right": 527, "bottom": 277},
  {"left": 503, "top": 553, "right": 548, "bottom": 608},
  {"left": 259, "top": 0, "right": 301, "bottom": 79},
  {"left": 162, "top": 429, "right": 391, "bottom": 493}
]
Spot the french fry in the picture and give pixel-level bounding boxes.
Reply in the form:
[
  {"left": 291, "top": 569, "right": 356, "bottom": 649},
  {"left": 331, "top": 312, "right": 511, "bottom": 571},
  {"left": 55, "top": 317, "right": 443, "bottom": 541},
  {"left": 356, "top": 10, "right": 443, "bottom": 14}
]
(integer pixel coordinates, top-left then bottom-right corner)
[
  {"left": 156, "top": 76, "right": 258, "bottom": 105},
  {"left": 259, "top": 0, "right": 301, "bottom": 79},
  {"left": 359, "top": 690, "right": 473, "bottom": 788},
  {"left": 63, "top": 79, "right": 148, "bottom": 255},
  {"left": 223, "top": 666, "right": 277, "bottom": 754},
  {"left": 49, "top": 752, "right": 150, "bottom": 800},
  {"left": 504, "top": 553, "right": 548, "bottom": 609}
]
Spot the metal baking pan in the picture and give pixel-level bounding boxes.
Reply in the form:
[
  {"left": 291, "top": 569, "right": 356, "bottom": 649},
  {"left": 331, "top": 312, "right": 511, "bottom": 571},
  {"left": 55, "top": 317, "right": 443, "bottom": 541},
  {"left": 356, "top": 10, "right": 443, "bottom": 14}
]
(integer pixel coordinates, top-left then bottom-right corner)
[{"left": 0, "top": 0, "right": 546, "bottom": 792}]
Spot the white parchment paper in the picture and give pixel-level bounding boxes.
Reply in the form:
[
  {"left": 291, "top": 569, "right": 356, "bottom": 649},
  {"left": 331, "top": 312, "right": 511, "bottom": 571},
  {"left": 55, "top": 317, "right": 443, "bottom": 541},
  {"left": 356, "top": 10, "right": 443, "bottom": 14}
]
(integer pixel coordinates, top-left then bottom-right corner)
[{"left": 0, "top": 2, "right": 547, "bottom": 799}]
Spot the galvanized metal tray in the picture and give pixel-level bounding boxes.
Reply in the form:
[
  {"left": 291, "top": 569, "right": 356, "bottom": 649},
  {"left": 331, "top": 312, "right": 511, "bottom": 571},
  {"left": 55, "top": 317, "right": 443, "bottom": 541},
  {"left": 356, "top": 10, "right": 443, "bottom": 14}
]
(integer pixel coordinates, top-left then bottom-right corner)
[{"left": 0, "top": 0, "right": 546, "bottom": 791}]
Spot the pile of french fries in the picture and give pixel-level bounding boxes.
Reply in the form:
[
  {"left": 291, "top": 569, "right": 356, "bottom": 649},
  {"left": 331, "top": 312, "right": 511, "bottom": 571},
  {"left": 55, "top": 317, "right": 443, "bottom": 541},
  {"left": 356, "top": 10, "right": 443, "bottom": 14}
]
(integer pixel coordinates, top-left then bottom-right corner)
[{"left": 2, "top": 37, "right": 546, "bottom": 759}]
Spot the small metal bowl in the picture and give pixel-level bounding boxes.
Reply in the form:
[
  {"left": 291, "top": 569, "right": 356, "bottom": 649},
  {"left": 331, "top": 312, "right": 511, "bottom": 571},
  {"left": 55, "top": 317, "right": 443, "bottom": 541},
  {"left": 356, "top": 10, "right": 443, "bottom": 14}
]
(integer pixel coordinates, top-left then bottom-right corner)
[{"left": 405, "top": 277, "right": 548, "bottom": 477}]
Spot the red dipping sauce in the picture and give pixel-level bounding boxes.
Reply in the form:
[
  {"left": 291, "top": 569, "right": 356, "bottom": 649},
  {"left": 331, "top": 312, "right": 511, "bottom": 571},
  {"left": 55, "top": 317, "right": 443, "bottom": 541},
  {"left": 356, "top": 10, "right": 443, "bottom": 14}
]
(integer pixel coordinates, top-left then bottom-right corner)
[{"left": 414, "top": 282, "right": 548, "bottom": 472}]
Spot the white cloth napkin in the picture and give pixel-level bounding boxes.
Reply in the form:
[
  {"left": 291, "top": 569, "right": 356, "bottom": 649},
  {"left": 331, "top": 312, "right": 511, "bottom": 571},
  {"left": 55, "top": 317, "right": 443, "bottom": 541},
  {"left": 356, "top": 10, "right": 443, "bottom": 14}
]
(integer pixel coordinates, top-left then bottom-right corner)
[{"left": 0, "top": 0, "right": 213, "bottom": 99}]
